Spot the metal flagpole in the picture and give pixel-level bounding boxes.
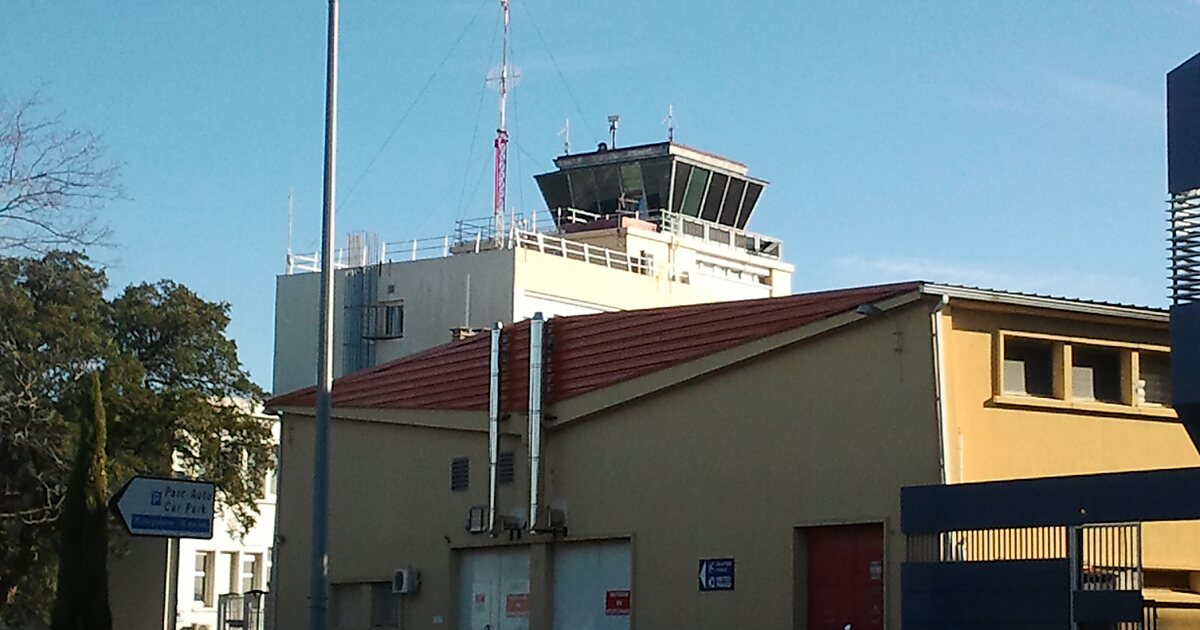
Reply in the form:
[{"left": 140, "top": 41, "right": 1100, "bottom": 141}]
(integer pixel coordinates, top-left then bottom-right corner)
[{"left": 310, "top": 0, "right": 339, "bottom": 629}]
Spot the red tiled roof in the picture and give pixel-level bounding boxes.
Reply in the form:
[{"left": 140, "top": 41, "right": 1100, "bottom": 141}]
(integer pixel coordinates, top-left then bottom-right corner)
[{"left": 267, "top": 282, "right": 921, "bottom": 411}]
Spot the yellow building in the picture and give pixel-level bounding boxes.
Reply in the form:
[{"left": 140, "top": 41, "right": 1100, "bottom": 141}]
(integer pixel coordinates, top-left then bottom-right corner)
[{"left": 268, "top": 282, "right": 1199, "bottom": 629}]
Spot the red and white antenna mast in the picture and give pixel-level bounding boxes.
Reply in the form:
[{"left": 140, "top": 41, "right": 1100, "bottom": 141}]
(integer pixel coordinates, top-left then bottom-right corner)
[{"left": 493, "top": 0, "right": 511, "bottom": 239}]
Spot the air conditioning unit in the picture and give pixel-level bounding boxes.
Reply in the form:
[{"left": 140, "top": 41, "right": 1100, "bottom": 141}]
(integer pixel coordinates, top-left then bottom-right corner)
[
  {"left": 531, "top": 507, "right": 567, "bottom": 533},
  {"left": 392, "top": 567, "right": 421, "bottom": 595}
]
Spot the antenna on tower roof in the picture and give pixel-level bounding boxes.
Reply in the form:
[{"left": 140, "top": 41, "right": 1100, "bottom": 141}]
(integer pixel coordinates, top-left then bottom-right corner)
[
  {"left": 557, "top": 118, "right": 571, "bottom": 155},
  {"left": 286, "top": 187, "right": 295, "bottom": 274},
  {"left": 607, "top": 114, "right": 620, "bottom": 149},
  {"left": 493, "top": 0, "right": 511, "bottom": 241},
  {"left": 663, "top": 104, "right": 675, "bottom": 142}
]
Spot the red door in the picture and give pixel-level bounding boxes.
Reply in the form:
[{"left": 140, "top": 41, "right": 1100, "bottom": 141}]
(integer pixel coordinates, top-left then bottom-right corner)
[{"left": 805, "top": 523, "right": 884, "bottom": 630}]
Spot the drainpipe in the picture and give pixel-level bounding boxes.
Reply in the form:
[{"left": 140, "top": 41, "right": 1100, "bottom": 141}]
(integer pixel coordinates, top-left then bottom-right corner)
[
  {"left": 528, "top": 313, "right": 545, "bottom": 532},
  {"left": 930, "top": 295, "right": 954, "bottom": 484},
  {"left": 488, "top": 322, "right": 503, "bottom": 533}
]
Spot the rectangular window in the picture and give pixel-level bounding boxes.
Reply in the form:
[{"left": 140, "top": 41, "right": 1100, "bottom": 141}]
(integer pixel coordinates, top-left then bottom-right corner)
[
  {"left": 451, "top": 457, "right": 470, "bottom": 492},
  {"left": 1072, "top": 346, "right": 1122, "bottom": 403},
  {"left": 242, "top": 553, "right": 262, "bottom": 593},
  {"left": 224, "top": 551, "right": 239, "bottom": 594},
  {"left": 194, "top": 551, "right": 214, "bottom": 605},
  {"left": 1139, "top": 352, "right": 1172, "bottom": 406},
  {"left": 497, "top": 451, "right": 516, "bottom": 485},
  {"left": 1003, "top": 338, "right": 1054, "bottom": 397},
  {"left": 364, "top": 302, "right": 404, "bottom": 340},
  {"left": 266, "top": 445, "right": 279, "bottom": 497},
  {"left": 371, "top": 582, "right": 399, "bottom": 626}
]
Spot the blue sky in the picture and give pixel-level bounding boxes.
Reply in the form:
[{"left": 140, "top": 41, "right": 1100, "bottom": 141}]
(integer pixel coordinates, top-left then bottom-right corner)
[{"left": 4, "top": 1, "right": 1198, "bottom": 390}]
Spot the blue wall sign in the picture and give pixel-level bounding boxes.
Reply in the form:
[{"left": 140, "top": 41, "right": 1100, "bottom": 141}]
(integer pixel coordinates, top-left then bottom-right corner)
[{"left": 698, "top": 558, "right": 735, "bottom": 592}]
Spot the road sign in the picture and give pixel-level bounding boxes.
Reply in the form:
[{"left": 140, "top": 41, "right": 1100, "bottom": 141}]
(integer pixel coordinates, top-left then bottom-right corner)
[
  {"left": 698, "top": 558, "right": 735, "bottom": 592},
  {"left": 109, "top": 475, "right": 215, "bottom": 539}
]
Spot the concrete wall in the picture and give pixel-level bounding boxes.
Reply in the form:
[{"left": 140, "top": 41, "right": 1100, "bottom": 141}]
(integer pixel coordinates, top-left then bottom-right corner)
[
  {"left": 941, "top": 301, "right": 1200, "bottom": 574},
  {"left": 273, "top": 250, "right": 517, "bottom": 396},
  {"left": 109, "top": 536, "right": 170, "bottom": 630}
]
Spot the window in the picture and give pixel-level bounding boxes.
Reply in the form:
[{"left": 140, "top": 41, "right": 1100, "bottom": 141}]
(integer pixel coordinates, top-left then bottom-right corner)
[
  {"left": 224, "top": 551, "right": 239, "bottom": 594},
  {"left": 451, "top": 457, "right": 470, "bottom": 492},
  {"left": 194, "top": 551, "right": 214, "bottom": 605},
  {"left": 370, "top": 582, "right": 399, "bottom": 626},
  {"left": 1072, "top": 346, "right": 1123, "bottom": 403},
  {"left": 266, "top": 445, "right": 279, "bottom": 497},
  {"left": 242, "top": 553, "right": 262, "bottom": 593},
  {"left": 1003, "top": 338, "right": 1054, "bottom": 397},
  {"left": 996, "top": 331, "right": 1173, "bottom": 416},
  {"left": 497, "top": 451, "right": 515, "bottom": 485},
  {"left": 364, "top": 302, "right": 404, "bottom": 340},
  {"left": 1139, "top": 353, "right": 1172, "bottom": 406}
]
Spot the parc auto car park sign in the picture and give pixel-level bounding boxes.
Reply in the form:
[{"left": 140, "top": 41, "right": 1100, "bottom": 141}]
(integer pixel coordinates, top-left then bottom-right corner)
[{"left": 109, "top": 475, "right": 216, "bottom": 539}]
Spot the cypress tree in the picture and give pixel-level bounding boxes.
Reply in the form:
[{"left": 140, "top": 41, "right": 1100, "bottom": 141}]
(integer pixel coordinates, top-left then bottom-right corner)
[{"left": 50, "top": 371, "right": 113, "bottom": 630}]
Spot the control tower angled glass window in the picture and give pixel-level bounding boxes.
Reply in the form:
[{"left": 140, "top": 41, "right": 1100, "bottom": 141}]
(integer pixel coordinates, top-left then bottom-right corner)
[
  {"left": 681, "top": 167, "right": 711, "bottom": 217},
  {"left": 639, "top": 158, "right": 671, "bottom": 210},
  {"left": 594, "top": 164, "right": 622, "bottom": 213}
]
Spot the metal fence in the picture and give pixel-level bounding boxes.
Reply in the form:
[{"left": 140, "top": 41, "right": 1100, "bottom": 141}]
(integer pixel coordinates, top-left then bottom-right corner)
[
  {"left": 216, "top": 590, "right": 268, "bottom": 630},
  {"left": 907, "top": 525, "right": 1069, "bottom": 563}
]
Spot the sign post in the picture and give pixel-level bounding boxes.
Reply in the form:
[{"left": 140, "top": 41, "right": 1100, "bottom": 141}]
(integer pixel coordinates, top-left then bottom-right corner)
[{"left": 109, "top": 475, "right": 216, "bottom": 539}]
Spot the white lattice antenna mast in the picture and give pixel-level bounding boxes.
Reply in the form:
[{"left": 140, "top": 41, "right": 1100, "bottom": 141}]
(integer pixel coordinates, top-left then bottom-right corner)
[
  {"left": 663, "top": 104, "right": 675, "bottom": 142},
  {"left": 492, "top": 0, "right": 511, "bottom": 239}
]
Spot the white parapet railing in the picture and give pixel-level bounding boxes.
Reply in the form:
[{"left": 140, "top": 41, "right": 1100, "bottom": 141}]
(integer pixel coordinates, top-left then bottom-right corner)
[
  {"left": 658, "top": 211, "right": 782, "bottom": 260},
  {"left": 512, "top": 229, "right": 652, "bottom": 275},
  {"left": 286, "top": 216, "right": 652, "bottom": 278}
]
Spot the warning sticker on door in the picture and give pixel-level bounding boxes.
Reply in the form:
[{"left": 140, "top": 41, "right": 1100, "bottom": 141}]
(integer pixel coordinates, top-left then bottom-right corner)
[
  {"left": 505, "top": 593, "right": 529, "bottom": 617},
  {"left": 605, "top": 589, "right": 631, "bottom": 616}
]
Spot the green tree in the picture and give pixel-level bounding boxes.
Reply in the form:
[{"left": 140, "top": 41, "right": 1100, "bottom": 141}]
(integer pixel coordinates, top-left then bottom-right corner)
[
  {"left": 50, "top": 371, "right": 112, "bottom": 630},
  {"left": 0, "top": 252, "right": 269, "bottom": 624}
]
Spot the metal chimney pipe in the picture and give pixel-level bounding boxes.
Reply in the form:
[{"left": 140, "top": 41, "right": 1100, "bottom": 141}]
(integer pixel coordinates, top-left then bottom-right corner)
[
  {"left": 527, "top": 313, "right": 545, "bottom": 532},
  {"left": 487, "top": 322, "right": 503, "bottom": 533}
]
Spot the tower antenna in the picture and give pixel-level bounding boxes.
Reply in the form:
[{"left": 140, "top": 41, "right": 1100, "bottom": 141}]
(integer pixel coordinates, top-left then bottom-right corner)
[
  {"left": 286, "top": 187, "right": 295, "bottom": 273},
  {"left": 493, "top": 0, "right": 511, "bottom": 242},
  {"left": 663, "top": 104, "right": 675, "bottom": 142},
  {"left": 558, "top": 118, "right": 570, "bottom": 155}
]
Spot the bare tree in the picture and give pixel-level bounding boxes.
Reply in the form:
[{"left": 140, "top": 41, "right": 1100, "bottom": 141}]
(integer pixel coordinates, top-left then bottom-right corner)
[{"left": 0, "top": 93, "right": 121, "bottom": 254}]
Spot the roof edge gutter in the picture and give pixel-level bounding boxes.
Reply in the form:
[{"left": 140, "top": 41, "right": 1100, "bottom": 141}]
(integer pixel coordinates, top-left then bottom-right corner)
[{"left": 920, "top": 283, "right": 1167, "bottom": 322}]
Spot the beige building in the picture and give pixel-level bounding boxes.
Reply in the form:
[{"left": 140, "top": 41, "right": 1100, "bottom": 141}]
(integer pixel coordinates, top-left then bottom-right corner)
[
  {"left": 273, "top": 141, "right": 794, "bottom": 395},
  {"left": 267, "top": 282, "right": 1200, "bottom": 629}
]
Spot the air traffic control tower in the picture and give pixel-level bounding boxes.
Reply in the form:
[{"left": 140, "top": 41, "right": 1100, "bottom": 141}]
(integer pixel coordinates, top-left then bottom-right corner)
[
  {"left": 535, "top": 141, "right": 771, "bottom": 237},
  {"left": 273, "top": 139, "right": 794, "bottom": 395},
  {"left": 1167, "top": 52, "right": 1200, "bottom": 451}
]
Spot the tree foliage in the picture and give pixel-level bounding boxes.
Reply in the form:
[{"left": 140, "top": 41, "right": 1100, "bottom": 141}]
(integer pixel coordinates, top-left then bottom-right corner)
[
  {"left": 50, "top": 372, "right": 112, "bottom": 630},
  {"left": 0, "top": 252, "right": 269, "bottom": 625},
  {"left": 0, "top": 93, "right": 121, "bottom": 254}
]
